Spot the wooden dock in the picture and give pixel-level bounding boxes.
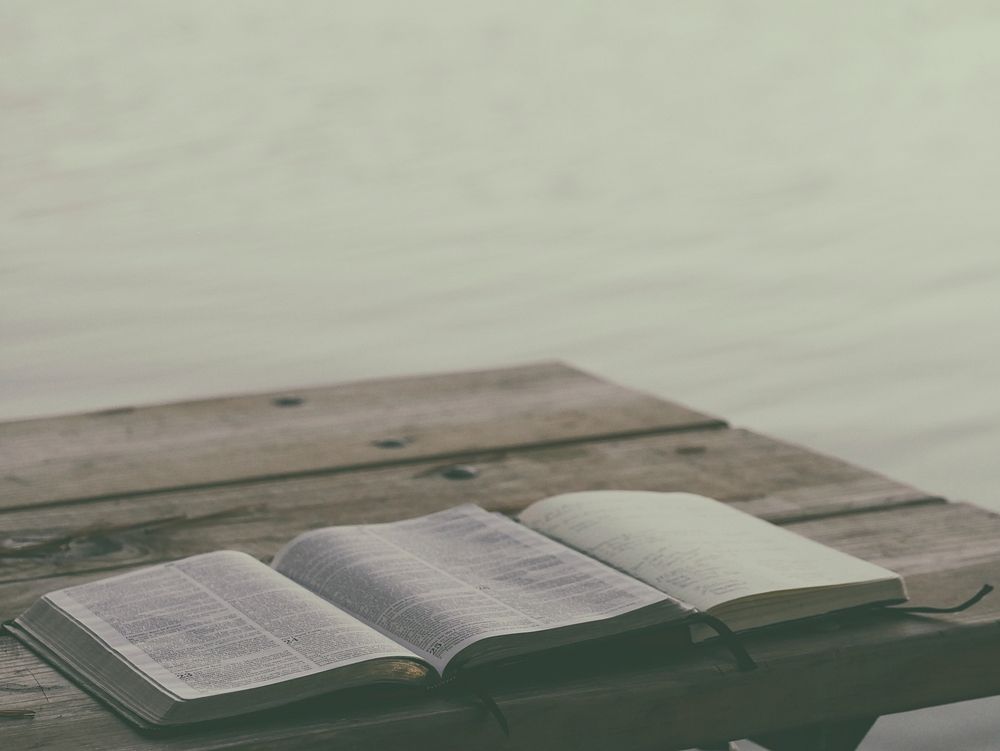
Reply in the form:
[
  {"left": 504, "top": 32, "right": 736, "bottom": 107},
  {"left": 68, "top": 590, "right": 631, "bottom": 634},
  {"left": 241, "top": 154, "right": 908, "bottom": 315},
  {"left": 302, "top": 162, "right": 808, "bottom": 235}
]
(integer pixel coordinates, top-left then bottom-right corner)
[{"left": 2, "top": 362, "right": 999, "bottom": 750}]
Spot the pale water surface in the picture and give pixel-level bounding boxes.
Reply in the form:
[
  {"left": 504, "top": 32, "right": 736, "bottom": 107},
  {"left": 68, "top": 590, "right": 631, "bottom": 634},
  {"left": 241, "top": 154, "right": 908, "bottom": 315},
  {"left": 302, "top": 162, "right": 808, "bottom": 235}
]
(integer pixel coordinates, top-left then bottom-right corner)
[{"left": 3, "top": 3, "right": 1000, "bottom": 748}]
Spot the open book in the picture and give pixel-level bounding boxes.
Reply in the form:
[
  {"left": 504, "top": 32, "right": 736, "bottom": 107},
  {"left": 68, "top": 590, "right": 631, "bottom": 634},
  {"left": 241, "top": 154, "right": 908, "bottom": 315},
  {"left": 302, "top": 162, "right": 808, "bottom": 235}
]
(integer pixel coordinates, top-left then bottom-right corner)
[{"left": 7, "top": 491, "right": 906, "bottom": 727}]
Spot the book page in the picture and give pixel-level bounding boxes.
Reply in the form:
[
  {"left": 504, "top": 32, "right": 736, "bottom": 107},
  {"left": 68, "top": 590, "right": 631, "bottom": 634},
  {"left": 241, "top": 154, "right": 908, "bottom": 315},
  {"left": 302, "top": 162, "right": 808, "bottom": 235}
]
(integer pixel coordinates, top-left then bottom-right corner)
[
  {"left": 45, "top": 551, "right": 422, "bottom": 699},
  {"left": 519, "top": 491, "right": 902, "bottom": 612},
  {"left": 272, "top": 505, "right": 684, "bottom": 673}
]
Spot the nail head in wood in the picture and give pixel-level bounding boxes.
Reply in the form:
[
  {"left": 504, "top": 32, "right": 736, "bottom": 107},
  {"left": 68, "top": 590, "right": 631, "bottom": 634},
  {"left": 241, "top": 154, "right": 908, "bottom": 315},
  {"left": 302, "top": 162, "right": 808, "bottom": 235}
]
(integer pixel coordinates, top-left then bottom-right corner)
[
  {"left": 0, "top": 709, "right": 36, "bottom": 719},
  {"left": 372, "top": 437, "right": 411, "bottom": 449},
  {"left": 441, "top": 465, "right": 479, "bottom": 480},
  {"left": 676, "top": 445, "right": 707, "bottom": 455}
]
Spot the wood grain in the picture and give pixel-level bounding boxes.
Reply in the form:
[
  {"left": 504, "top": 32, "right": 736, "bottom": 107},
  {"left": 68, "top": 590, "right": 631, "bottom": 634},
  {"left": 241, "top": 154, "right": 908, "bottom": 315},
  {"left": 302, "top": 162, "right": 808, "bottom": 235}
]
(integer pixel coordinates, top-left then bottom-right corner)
[
  {"left": 2, "top": 364, "right": 995, "bottom": 750},
  {"left": 0, "top": 361, "right": 723, "bottom": 510},
  {"left": 3, "top": 546, "right": 999, "bottom": 751},
  {"left": 0, "top": 428, "right": 936, "bottom": 617}
]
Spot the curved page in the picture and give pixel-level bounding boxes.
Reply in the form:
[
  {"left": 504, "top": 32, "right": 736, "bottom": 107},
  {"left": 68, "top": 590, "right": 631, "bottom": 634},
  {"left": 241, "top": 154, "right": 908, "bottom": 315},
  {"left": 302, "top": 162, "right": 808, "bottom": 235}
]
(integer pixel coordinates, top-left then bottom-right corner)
[
  {"left": 519, "top": 490, "right": 904, "bottom": 613},
  {"left": 273, "top": 505, "right": 686, "bottom": 673},
  {"left": 45, "top": 550, "right": 420, "bottom": 699}
]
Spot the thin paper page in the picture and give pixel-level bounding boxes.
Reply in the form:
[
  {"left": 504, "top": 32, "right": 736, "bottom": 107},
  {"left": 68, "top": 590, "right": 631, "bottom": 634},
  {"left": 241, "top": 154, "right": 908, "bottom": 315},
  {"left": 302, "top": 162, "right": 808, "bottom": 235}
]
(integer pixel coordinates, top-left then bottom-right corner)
[
  {"left": 46, "top": 551, "right": 420, "bottom": 699},
  {"left": 519, "top": 491, "right": 900, "bottom": 612},
  {"left": 272, "top": 505, "right": 682, "bottom": 673}
]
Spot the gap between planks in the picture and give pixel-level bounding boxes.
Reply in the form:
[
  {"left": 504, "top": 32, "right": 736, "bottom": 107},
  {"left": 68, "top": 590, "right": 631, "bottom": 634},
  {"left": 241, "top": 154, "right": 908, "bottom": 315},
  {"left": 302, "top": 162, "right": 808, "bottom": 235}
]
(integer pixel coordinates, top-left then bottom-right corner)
[
  {"left": 0, "top": 420, "right": 726, "bottom": 514},
  {"left": 0, "top": 362, "right": 726, "bottom": 509},
  {"left": 0, "top": 426, "right": 944, "bottom": 606},
  {"left": 0, "top": 498, "right": 947, "bottom": 591},
  {"left": 4, "top": 558, "right": 1000, "bottom": 751}
]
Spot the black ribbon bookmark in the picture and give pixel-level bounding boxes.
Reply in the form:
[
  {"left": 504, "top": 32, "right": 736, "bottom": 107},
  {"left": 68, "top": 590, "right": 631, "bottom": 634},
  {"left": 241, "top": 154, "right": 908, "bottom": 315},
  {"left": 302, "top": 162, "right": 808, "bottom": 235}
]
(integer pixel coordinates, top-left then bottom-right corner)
[
  {"left": 426, "top": 674, "right": 510, "bottom": 737},
  {"left": 888, "top": 583, "right": 993, "bottom": 614},
  {"left": 689, "top": 613, "right": 757, "bottom": 672},
  {"left": 457, "top": 676, "right": 510, "bottom": 738}
]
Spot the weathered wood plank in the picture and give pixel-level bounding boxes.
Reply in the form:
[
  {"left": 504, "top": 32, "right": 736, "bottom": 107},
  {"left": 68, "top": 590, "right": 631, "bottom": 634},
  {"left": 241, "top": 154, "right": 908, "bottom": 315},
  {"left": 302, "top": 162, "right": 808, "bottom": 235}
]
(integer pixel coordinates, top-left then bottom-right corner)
[
  {"left": 786, "top": 502, "right": 1000, "bottom": 577},
  {"left": 1, "top": 362, "right": 987, "bottom": 751},
  {"left": 0, "top": 428, "right": 937, "bottom": 616},
  {"left": 3, "top": 556, "right": 999, "bottom": 751},
  {"left": 0, "top": 361, "right": 723, "bottom": 510},
  {"left": 2, "top": 500, "right": 982, "bottom": 627}
]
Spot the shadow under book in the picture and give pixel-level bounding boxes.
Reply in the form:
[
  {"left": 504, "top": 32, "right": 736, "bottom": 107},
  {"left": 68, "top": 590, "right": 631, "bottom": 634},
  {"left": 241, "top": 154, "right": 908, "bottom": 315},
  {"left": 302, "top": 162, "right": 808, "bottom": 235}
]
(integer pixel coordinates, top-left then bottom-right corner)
[{"left": 6, "top": 490, "right": 906, "bottom": 729}]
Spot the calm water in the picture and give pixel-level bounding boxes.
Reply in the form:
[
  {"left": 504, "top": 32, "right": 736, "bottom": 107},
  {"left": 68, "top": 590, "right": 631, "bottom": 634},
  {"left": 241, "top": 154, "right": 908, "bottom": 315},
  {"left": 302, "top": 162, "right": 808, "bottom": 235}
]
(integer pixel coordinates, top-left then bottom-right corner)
[{"left": 3, "top": 3, "right": 1000, "bottom": 747}]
